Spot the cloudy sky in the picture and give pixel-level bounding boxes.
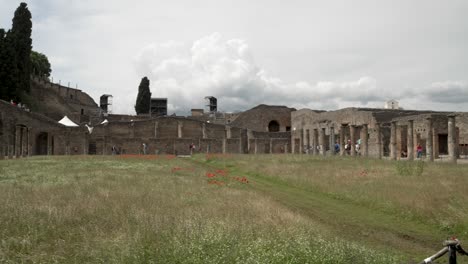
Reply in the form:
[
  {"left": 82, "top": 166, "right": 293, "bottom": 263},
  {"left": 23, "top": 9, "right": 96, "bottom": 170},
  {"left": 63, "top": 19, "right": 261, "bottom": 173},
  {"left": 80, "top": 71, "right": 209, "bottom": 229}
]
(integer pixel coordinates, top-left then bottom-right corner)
[{"left": 1, "top": 0, "right": 467, "bottom": 115}]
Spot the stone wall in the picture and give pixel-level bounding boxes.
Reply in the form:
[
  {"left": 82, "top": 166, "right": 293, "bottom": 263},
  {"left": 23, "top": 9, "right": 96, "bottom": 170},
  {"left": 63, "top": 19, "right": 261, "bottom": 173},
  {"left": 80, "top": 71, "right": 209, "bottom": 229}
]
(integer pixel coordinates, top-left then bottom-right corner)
[{"left": 231, "top": 104, "right": 295, "bottom": 132}]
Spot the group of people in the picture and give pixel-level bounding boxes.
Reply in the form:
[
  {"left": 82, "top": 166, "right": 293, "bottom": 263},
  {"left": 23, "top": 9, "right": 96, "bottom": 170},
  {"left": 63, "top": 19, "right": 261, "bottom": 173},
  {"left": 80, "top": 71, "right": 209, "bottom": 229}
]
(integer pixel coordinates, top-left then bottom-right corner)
[
  {"left": 335, "top": 139, "right": 362, "bottom": 155},
  {"left": 10, "top": 100, "right": 30, "bottom": 112}
]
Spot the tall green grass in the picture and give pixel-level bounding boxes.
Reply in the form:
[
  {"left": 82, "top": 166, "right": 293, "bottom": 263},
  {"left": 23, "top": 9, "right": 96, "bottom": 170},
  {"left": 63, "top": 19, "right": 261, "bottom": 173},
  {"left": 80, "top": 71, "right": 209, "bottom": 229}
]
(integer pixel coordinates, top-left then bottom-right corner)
[{"left": 3, "top": 155, "right": 466, "bottom": 263}]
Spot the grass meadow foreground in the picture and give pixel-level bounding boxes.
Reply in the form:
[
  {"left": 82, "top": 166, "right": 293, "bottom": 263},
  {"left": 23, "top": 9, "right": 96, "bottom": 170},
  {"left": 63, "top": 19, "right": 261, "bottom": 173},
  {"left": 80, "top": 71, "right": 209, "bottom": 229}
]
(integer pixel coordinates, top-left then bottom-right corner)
[{"left": 0, "top": 154, "right": 467, "bottom": 263}]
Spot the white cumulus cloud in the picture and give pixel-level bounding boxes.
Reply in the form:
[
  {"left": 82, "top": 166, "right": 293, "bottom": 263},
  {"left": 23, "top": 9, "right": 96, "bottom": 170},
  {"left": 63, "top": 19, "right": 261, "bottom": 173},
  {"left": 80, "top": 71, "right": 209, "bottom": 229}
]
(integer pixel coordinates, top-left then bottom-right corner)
[{"left": 134, "top": 33, "right": 397, "bottom": 114}]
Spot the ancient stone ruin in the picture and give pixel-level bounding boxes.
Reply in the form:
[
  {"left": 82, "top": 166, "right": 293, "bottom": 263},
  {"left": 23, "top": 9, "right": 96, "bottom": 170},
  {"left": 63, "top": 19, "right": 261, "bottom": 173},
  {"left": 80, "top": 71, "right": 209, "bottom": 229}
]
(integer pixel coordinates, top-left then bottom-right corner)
[{"left": 1, "top": 76, "right": 467, "bottom": 163}]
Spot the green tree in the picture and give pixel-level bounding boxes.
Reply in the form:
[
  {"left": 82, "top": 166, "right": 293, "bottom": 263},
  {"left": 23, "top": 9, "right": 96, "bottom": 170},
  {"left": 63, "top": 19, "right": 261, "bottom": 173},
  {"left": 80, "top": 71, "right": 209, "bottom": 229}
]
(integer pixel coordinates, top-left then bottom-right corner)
[
  {"left": 135, "top": 77, "right": 151, "bottom": 115},
  {"left": 0, "top": 29, "right": 19, "bottom": 101},
  {"left": 11, "top": 2, "right": 32, "bottom": 95},
  {"left": 31, "top": 51, "right": 51, "bottom": 77}
]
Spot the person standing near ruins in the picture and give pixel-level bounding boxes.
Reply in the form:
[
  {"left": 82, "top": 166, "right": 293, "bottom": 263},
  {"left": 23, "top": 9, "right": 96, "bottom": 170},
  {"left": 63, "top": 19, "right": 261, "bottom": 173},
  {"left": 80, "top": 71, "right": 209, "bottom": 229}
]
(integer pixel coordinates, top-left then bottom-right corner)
[
  {"left": 142, "top": 143, "right": 147, "bottom": 155},
  {"left": 416, "top": 143, "right": 423, "bottom": 158}
]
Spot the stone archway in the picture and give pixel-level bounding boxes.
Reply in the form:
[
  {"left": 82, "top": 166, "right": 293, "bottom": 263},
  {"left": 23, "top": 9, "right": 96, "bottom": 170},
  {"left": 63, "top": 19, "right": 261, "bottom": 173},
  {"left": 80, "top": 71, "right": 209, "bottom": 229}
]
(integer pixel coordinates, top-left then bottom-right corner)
[
  {"left": 268, "top": 120, "right": 280, "bottom": 132},
  {"left": 35, "top": 132, "right": 48, "bottom": 155}
]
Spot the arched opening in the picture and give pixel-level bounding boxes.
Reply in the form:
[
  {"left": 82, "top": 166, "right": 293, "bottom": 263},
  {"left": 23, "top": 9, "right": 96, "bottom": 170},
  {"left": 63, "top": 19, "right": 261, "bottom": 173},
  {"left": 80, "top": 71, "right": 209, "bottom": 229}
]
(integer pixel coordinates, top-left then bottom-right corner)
[
  {"left": 268, "top": 120, "right": 280, "bottom": 132},
  {"left": 35, "top": 132, "right": 48, "bottom": 155}
]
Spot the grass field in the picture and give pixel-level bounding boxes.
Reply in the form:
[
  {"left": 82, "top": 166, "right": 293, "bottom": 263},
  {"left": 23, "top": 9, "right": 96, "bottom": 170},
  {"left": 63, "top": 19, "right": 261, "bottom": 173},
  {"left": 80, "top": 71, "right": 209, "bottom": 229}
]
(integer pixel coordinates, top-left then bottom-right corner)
[{"left": 0, "top": 154, "right": 467, "bottom": 263}]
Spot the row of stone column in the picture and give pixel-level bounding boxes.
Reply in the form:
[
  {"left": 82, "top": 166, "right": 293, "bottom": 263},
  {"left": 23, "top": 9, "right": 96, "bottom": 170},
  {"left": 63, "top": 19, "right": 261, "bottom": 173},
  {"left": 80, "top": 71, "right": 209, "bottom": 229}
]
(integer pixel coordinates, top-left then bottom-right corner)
[
  {"left": 389, "top": 115, "right": 457, "bottom": 163},
  {"left": 301, "top": 124, "right": 370, "bottom": 157}
]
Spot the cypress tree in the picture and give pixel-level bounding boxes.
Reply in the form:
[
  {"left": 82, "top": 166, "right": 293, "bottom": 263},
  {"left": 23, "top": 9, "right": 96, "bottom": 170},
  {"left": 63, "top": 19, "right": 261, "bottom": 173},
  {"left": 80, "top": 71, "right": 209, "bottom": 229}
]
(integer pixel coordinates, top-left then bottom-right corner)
[
  {"left": 11, "top": 2, "right": 32, "bottom": 96},
  {"left": 0, "top": 29, "right": 19, "bottom": 101},
  {"left": 135, "top": 77, "right": 151, "bottom": 115}
]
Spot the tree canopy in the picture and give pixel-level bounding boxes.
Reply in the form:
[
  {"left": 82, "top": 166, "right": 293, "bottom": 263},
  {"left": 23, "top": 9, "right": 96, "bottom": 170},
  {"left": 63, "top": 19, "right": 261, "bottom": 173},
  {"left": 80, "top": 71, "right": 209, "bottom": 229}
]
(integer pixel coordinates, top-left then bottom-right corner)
[
  {"left": 135, "top": 77, "right": 151, "bottom": 115},
  {"left": 11, "top": 2, "right": 32, "bottom": 95},
  {"left": 31, "top": 51, "right": 52, "bottom": 77}
]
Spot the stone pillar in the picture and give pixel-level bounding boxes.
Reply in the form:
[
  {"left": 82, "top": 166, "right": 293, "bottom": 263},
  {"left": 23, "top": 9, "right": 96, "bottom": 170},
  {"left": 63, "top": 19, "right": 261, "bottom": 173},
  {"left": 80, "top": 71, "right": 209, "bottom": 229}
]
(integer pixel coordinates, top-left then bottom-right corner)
[
  {"left": 154, "top": 121, "right": 158, "bottom": 138},
  {"left": 329, "top": 127, "right": 335, "bottom": 155},
  {"left": 15, "top": 126, "right": 22, "bottom": 158},
  {"left": 432, "top": 127, "right": 439, "bottom": 159},
  {"left": 22, "top": 127, "right": 28, "bottom": 157},
  {"left": 319, "top": 128, "right": 326, "bottom": 155},
  {"left": 177, "top": 122, "right": 183, "bottom": 138},
  {"left": 426, "top": 117, "right": 433, "bottom": 162},
  {"left": 300, "top": 128, "right": 304, "bottom": 154},
  {"left": 312, "top": 129, "right": 319, "bottom": 155},
  {"left": 225, "top": 126, "right": 232, "bottom": 139},
  {"left": 361, "top": 124, "right": 368, "bottom": 157},
  {"left": 47, "top": 134, "right": 52, "bottom": 155},
  {"left": 407, "top": 120, "right": 414, "bottom": 161},
  {"left": 254, "top": 138, "right": 258, "bottom": 154},
  {"left": 390, "top": 122, "right": 397, "bottom": 160},
  {"left": 448, "top": 115, "right": 457, "bottom": 163},
  {"left": 269, "top": 138, "right": 273, "bottom": 154},
  {"left": 350, "top": 125, "right": 356, "bottom": 157},
  {"left": 222, "top": 138, "right": 226, "bottom": 154},
  {"left": 246, "top": 129, "right": 253, "bottom": 152},
  {"left": 339, "top": 124, "right": 345, "bottom": 156},
  {"left": 306, "top": 129, "right": 310, "bottom": 153},
  {"left": 202, "top": 123, "right": 207, "bottom": 139},
  {"left": 375, "top": 123, "right": 382, "bottom": 159}
]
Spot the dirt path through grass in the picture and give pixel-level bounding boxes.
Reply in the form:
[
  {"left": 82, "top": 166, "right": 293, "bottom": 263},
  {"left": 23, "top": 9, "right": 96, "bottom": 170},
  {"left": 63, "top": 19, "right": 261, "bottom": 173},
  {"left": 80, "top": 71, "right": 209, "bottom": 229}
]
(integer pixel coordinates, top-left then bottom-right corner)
[{"left": 192, "top": 156, "right": 453, "bottom": 261}]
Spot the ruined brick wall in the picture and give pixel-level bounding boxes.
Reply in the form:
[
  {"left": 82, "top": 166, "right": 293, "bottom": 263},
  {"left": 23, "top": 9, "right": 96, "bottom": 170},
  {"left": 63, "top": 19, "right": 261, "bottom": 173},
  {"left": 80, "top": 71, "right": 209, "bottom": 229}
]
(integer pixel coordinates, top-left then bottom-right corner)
[
  {"left": 231, "top": 104, "right": 295, "bottom": 132},
  {"left": 30, "top": 77, "right": 100, "bottom": 123}
]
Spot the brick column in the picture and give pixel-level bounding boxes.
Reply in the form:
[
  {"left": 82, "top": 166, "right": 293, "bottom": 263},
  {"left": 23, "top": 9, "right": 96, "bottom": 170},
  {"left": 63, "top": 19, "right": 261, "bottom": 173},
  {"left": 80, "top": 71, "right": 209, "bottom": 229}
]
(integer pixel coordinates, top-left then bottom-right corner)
[
  {"left": 15, "top": 126, "right": 22, "bottom": 158},
  {"left": 448, "top": 115, "right": 457, "bottom": 163},
  {"left": 202, "top": 123, "right": 207, "bottom": 139},
  {"left": 154, "top": 121, "right": 158, "bottom": 138},
  {"left": 330, "top": 127, "right": 335, "bottom": 155},
  {"left": 432, "top": 127, "right": 439, "bottom": 159},
  {"left": 426, "top": 117, "right": 433, "bottom": 162},
  {"left": 361, "top": 124, "right": 368, "bottom": 157},
  {"left": 312, "top": 129, "right": 319, "bottom": 155},
  {"left": 340, "top": 124, "right": 346, "bottom": 156},
  {"left": 390, "top": 122, "right": 397, "bottom": 160},
  {"left": 407, "top": 120, "right": 414, "bottom": 160},
  {"left": 177, "top": 122, "right": 183, "bottom": 138},
  {"left": 375, "top": 123, "right": 382, "bottom": 159},
  {"left": 319, "top": 128, "right": 326, "bottom": 155},
  {"left": 350, "top": 125, "right": 356, "bottom": 157},
  {"left": 300, "top": 128, "right": 304, "bottom": 154},
  {"left": 269, "top": 138, "right": 273, "bottom": 154}
]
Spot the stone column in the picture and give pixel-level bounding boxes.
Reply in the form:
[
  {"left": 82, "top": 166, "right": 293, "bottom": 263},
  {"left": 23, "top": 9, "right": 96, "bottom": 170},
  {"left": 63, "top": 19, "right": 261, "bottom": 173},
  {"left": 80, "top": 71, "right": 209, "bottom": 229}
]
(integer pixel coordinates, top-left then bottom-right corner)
[
  {"left": 432, "top": 127, "right": 439, "bottom": 159},
  {"left": 202, "top": 123, "right": 207, "bottom": 139},
  {"left": 407, "top": 120, "right": 414, "bottom": 161},
  {"left": 426, "top": 117, "right": 433, "bottom": 162},
  {"left": 269, "top": 138, "right": 273, "bottom": 154},
  {"left": 375, "top": 123, "right": 382, "bottom": 159},
  {"left": 350, "top": 125, "right": 356, "bottom": 157},
  {"left": 254, "top": 138, "right": 258, "bottom": 154},
  {"left": 329, "top": 127, "right": 335, "bottom": 155},
  {"left": 390, "top": 122, "right": 397, "bottom": 160},
  {"left": 225, "top": 126, "right": 232, "bottom": 139},
  {"left": 300, "top": 128, "right": 304, "bottom": 154},
  {"left": 448, "top": 115, "right": 457, "bottom": 163},
  {"left": 306, "top": 129, "right": 310, "bottom": 153},
  {"left": 177, "top": 122, "right": 183, "bottom": 138},
  {"left": 339, "top": 124, "right": 345, "bottom": 156},
  {"left": 317, "top": 128, "right": 324, "bottom": 155},
  {"left": 222, "top": 138, "right": 226, "bottom": 154},
  {"left": 406, "top": 120, "right": 415, "bottom": 160},
  {"left": 15, "top": 126, "right": 22, "bottom": 158},
  {"left": 47, "top": 133, "right": 52, "bottom": 155},
  {"left": 154, "top": 121, "right": 158, "bottom": 138},
  {"left": 361, "top": 124, "right": 368, "bottom": 157},
  {"left": 312, "top": 129, "right": 318, "bottom": 155}
]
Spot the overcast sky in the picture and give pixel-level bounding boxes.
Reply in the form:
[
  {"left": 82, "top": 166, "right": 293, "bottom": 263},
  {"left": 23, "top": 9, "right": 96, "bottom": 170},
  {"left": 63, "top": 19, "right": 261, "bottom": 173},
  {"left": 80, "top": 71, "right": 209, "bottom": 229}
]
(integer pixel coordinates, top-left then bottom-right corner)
[{"left": 1, "top": 0, "right": 467, "bottom": 115}]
